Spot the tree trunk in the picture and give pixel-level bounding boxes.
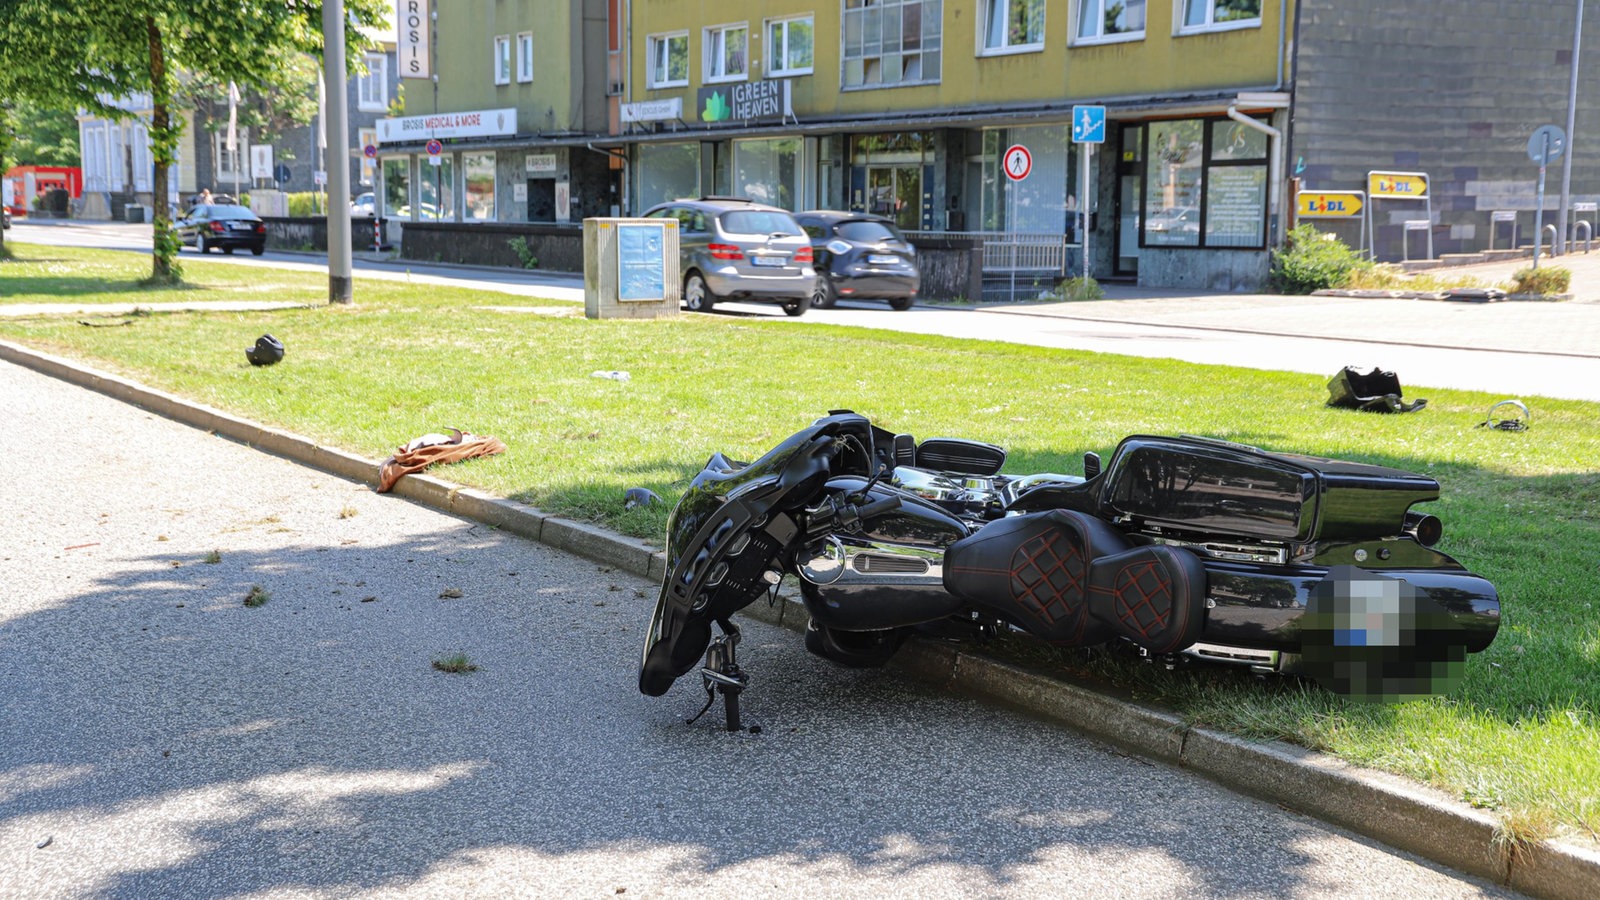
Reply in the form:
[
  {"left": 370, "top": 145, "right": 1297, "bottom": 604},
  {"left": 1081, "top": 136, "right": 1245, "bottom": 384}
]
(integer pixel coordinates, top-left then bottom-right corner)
[{"left": 146, "top": 17, "right": 181, "bottom": 283}]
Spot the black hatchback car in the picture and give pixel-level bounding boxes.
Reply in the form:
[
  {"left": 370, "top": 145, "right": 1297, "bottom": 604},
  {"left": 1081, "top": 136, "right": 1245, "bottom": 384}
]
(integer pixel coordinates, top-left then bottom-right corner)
[
  {"left": 795, "top": 211, "right": 920, "bottom": 310},
  {"left": 175, "top": 203, "right": 266, "bottom": 255}
]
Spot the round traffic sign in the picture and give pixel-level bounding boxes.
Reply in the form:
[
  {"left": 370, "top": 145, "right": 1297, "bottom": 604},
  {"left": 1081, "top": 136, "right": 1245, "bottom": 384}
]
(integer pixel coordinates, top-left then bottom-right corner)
[
  {"left": 1528, "top": 125, "right": 1566, "bottom": 165},
  {"left": 425, "top": 139, "right": 444, "bottom": 157},
  {"left": 363, "top": 144, "right": 378, "bottom": 159},
  {"left": 1003, "top": 144, "right": 1032, "bottom": 182}
]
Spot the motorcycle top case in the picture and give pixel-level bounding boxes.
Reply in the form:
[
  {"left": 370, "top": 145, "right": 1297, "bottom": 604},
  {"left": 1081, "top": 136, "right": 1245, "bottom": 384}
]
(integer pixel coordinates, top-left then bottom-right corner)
[{"left": 1098, "top": 436, "right": 1440, "bottom": 544}]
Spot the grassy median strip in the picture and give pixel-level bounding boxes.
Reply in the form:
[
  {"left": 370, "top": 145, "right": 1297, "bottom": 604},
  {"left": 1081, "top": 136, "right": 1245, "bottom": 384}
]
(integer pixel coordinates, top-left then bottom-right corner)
[{"left": 3, "top": 241, "right": 1597, "bottom": 844}]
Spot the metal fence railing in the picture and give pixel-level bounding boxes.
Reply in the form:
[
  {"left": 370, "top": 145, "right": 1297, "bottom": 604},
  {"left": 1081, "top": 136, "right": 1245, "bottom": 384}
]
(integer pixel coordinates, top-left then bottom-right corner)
[{"left": 907, "top": 230, "right": 1076, "bottom": 274}]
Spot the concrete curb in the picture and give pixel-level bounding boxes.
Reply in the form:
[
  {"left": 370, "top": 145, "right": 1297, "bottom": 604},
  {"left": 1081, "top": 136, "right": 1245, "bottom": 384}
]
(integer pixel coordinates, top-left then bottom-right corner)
[{"left": 3, "top": 336, "right": 1595, "bottom": 899}]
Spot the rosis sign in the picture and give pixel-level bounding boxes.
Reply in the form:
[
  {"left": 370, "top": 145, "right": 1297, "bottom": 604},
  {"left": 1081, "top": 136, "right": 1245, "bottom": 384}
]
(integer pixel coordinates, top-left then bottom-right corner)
[{"left": 399, "top": 0, "right": 431, "bottom": 80}]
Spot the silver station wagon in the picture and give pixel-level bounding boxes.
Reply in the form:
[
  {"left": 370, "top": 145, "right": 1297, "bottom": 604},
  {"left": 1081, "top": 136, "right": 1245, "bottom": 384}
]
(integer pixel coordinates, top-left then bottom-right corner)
[{"left": 642, "top": 197, "right": 817, "bottom": 316}]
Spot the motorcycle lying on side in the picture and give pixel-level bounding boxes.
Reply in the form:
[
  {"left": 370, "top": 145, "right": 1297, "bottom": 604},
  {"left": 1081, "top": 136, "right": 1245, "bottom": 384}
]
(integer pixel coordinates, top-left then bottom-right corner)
[{"left": 638, "top": 412, "right": 1500, "bottom": 729}]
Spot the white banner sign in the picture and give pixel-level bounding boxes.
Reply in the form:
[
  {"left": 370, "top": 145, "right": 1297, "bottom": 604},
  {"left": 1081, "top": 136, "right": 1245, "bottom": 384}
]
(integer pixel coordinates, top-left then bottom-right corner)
[
  {"left": 398, "top": 0, "right": 432, "bottom": 79},
  {"left": 620, "top": 97, "right": 683, "bottom": 124},
  {"left": 376, "top": 108, "right": 518, "bottom": 143}
]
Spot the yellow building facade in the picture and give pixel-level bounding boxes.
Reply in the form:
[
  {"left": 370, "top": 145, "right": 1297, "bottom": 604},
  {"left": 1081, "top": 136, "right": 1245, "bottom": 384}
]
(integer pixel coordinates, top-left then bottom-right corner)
[{"left": 615, "top": 0, "right": 1293, "bottom": 288}]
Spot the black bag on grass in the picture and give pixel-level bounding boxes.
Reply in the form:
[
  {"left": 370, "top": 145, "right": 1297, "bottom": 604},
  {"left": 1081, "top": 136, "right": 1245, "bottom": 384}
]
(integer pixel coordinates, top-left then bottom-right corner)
[{"left": 1327, "top": 366, "right": 1427, "bottom": 413}]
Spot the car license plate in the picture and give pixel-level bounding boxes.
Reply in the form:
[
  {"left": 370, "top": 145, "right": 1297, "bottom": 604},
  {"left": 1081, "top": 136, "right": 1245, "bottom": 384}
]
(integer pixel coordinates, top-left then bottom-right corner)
[
  {"left": 867, "top": 254, "right": 900, "bottom": 265},
  {"left": 751, "top": 256, "right": 786, "bottom": 267},
  {"left": 231, "top": 223, "right": 251, "bottom": 231}
]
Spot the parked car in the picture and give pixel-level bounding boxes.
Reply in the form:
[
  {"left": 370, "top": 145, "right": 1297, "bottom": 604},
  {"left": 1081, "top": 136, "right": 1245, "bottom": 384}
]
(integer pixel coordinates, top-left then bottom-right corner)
[
  {"left": 641, "top": 197, "right": 816, "bottom": 316},
  {"left": 2, "top": 207, "right": 10, "bottom": 229},
  {"left": 795, "top": 210, "right": 921, "bottom": 310},
  {"left": 350, "top": 192, "right": 375, "bottom": 217},
  {"left": 174, "top": 203, "right": 267, "bottom": 255}
]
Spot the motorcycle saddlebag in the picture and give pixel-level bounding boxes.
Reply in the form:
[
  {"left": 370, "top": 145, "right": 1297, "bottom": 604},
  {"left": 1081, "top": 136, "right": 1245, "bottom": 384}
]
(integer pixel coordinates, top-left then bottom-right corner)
[{"left": 944, "top": 510, "right": 1206, "bottom": 654}]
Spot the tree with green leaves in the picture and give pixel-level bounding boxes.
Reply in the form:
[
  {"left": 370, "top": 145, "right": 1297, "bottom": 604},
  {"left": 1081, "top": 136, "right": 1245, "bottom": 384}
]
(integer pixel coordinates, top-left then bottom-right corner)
[{"left": 0, "top": 0, "right": 388, "bottom": 280}]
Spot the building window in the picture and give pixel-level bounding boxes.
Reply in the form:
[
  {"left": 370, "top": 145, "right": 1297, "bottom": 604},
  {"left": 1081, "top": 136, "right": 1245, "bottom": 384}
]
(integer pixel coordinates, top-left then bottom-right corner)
[
  {"left": 767, "top": 16, "right": 814, "bottom": 76},
  {"left": 357, "top": 53, "right": 388, "bottom": 112},
  {"left": 358, "top": 128, "right": 378, "bottom": 186},
  {"left": 382, "top": 157, "right": 410, "bottom": 219},
  {"left": 517, "top": 32, "right": 534, "bottom": 83},
  {"left": 648, "top": 32, "right": 689, "bottom": 87},
  {"left": 704, "top": 23, "right": 748, "bottom": 82},
  {"left": 494, "top": 35, "right": 511, "bottom": 85},
  {"left": 214, "top": 128, "right": 248, "bottom": 184},
  {"left": 1179, "top": 0, "right": 1261, "bottom": 33},
  {"left": 1075, "top": 0, "right": 1145, "bottom": 44},
  {"left": 636, "top": 142, "right": 701, "bottom": 211},
  {"left": 1142, "top": 116, "right": 1268, "bottom": 249},
  {"left": 843, "top": 0, "right": 942, "bottom": 89},
  {"left": 981, "top": 0, "right": 1044, "bottom": 54},
  {"left": 463, "top": 152, "right": 496, "bottom": 221}
]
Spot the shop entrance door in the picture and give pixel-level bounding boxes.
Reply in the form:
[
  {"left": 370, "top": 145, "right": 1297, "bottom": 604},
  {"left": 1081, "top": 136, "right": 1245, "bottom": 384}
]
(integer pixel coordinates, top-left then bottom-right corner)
[
  {"left": 867, "top": 166, "right": 921, "bottom": 231},
  {"left": 1113, "top": 124, "right": 1143, "bottom": 278}
]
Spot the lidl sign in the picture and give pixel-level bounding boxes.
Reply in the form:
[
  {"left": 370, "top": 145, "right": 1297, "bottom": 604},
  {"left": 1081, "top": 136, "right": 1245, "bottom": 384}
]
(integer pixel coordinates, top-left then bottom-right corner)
[
  {"left": 1297, "top": 191, "right": 1365, "bottom": 218},
  {"left": 1368, "top": 171, "right": 1429, "bottom": 198}
]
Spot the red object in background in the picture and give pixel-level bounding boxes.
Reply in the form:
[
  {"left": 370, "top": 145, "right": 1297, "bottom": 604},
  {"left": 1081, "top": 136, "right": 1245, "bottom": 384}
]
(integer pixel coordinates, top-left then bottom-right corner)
[{"left": 2, "top": 165, "right": 84, "bottom": 215}]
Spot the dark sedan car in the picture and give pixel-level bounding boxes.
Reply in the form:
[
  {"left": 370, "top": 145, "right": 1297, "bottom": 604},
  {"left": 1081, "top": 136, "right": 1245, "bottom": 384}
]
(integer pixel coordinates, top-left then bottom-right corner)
[
  {"left": 795, "top": 210, "right": 920, "bottom": 310},
  {"left": 175, "top": 203, "right": 266, "bottom": 255}
]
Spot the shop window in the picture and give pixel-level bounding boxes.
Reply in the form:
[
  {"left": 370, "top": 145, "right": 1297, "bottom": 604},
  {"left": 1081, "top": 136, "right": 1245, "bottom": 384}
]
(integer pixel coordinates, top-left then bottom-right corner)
[
  {"left": 382, "top": 157, "right": 410, "bottom": 219},
  {"left": 636, "top": 142, "right": 701, "bottom": 211},
  {"left": 517, "top": 33, "right": 534, "bottom": 83},
  {"left": 648, "top": 32, "right": 689, "bottom": 87},
  {"left": 844, "top": 0, "right": 942, "bottom": 89},
  {"left": 358, "top": 128, "right": 378, "bottom": 186},
  {"left": 1179, "top": 0, "right": 1261, "bottom": 33},
  {"left": 1074, "top": 0, "right": 1145, "bottom": 44},
  {"left": 981, "top": 0, "right": 1044, "bottom": 54},
  {"left": 357, "top": 53, "right": 388, "bottom": 112},
  {"left": 705, "top": 24, "right": 747, "bottom": 83},
  {"left": 734, "top": 137, "right": 801, "bottom": 210},
  {"left": 494, "top": 36, "right": 511, "bottom": 85},
  {"left": 464, "top": 152, "right": 496, "bottom": 221},
  {"left": 1142, "top": 117, "right": 1268, "bottom": 249},
  {"left": 767, "top": 16, "right": 814, "bottom": 76}
]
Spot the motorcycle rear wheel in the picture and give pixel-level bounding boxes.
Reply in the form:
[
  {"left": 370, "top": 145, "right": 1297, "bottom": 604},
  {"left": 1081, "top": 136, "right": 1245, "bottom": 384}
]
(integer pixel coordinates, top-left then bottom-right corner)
[{"left": 804, "top": 619, "right": 909, "bottom": 668}]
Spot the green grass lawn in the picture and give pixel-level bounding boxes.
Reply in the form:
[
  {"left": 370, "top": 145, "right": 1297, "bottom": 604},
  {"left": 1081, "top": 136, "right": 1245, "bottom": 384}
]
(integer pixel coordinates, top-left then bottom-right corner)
[{"left": 3, "top": 242, "right": 1597, "bottom": 845}]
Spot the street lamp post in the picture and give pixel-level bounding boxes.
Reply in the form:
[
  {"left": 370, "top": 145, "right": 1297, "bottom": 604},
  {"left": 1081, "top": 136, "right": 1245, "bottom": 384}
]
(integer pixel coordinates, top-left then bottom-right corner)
[
  {"left": 323, "top": 0, "right": 353, "bottom": 304},
  {"left": 1559, "top": 0, "right": 1584, "bottom": 255}
]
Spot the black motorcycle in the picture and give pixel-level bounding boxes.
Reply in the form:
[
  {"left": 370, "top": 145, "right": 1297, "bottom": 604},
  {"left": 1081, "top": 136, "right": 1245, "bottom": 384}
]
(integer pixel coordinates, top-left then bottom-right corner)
[{"left": 639, "top": 412, "right": 1500, "bottom": 728}]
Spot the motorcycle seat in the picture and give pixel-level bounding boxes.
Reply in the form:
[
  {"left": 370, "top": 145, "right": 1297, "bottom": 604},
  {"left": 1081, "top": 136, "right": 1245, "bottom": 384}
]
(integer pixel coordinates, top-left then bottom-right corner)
[{"left": 944, "top": 509, "right": 1206, "bottom": 654}]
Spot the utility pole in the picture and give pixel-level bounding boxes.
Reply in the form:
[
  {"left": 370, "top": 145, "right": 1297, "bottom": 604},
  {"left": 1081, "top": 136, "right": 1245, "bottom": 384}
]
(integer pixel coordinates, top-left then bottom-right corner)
[
  {"left": 323, "top": 0, "right": 353, "bottom": 304},
  {"left": 1559, "top": 0, "right": 1584, "bottom": 255}
]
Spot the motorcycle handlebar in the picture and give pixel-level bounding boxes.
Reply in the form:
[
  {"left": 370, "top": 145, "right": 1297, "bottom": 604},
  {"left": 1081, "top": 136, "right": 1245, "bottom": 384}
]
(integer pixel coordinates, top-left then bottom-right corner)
[
  {"left": 854, "top": 496, "right": 903, "bottom": 520},
  {"left": 806, "top": 493, "right": 903, "bottom": 538}
]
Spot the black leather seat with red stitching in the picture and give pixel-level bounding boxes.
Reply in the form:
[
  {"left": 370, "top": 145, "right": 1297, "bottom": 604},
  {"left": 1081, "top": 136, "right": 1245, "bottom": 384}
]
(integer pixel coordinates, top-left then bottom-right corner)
[{"left": 943, "top": 510, "right": 1206, "bottom": 654}]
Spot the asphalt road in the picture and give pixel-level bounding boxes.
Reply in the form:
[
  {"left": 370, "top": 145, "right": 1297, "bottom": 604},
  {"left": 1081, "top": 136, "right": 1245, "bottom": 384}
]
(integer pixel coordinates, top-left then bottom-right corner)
[{"left": 0, "top": 355, "right": 1520, "bottom": 897}]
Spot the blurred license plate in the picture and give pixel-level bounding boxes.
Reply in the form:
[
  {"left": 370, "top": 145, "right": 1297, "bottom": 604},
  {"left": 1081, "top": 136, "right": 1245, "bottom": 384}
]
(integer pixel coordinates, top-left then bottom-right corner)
[
  {"left": 751, "top": 256, "right": 786, "bottom": 267},
  {"left": 867, "top": 254, "right": 900, "bottom": 265},
  {"left": 230, "top": 223, "right": 252, "bottom": 231}
]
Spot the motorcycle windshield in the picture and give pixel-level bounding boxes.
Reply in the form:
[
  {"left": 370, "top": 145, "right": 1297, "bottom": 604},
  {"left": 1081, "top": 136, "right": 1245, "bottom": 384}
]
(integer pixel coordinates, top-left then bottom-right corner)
[{"left": 639, "top": 413, "right": 873, "bottom": 696}]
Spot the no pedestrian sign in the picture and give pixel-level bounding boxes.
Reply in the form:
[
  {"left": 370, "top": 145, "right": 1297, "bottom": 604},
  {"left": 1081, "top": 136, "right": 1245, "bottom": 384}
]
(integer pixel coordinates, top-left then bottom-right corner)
[{"left": 1003, "top": 145, "right": 1032, "bottom": 181}]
